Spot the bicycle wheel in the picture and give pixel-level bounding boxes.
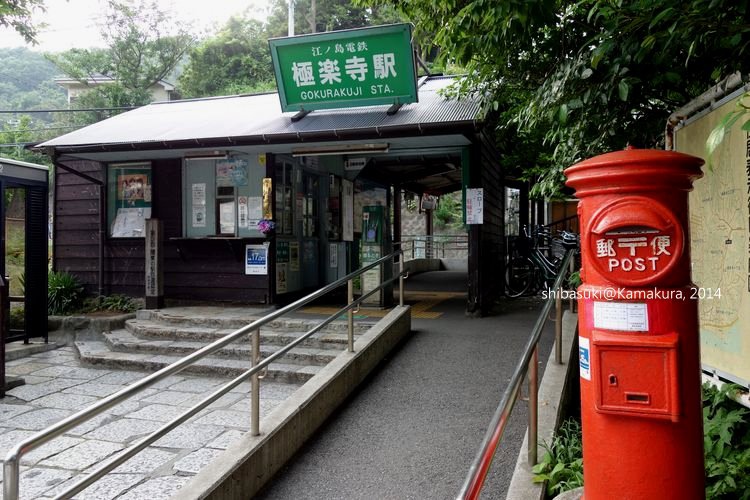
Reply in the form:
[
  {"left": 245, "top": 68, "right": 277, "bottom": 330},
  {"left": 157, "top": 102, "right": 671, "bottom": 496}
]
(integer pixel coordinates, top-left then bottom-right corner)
[{"left": 505, "top": 257, "right": 537, "bottom": 297}]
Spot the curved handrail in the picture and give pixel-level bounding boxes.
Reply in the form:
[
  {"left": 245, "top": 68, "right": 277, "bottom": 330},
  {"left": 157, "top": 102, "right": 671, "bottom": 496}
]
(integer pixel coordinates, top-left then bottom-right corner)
[
  {"left": 4, "top": 249, "right": 405, "bottom": 500},
  {"left": 456, "top": 249, "right": 576, "bottom": 500}
]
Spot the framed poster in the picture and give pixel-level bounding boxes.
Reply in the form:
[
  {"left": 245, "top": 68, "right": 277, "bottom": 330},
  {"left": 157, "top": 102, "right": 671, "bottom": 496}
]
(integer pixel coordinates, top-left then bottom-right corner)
[{"left": 108, "top": 163, "right": 153, "bottom": 237}]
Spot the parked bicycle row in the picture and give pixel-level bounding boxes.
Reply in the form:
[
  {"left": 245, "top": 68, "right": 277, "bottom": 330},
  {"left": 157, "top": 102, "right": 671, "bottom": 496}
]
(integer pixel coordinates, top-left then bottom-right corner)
[{"left": 505, "top": 225, "right": 579, "bottom": 297}]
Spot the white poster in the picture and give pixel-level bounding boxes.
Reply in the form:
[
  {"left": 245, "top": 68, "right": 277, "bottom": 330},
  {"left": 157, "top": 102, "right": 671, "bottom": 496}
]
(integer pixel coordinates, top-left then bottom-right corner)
[
  {"left": 466, "top": 188, "right": 484, "bottom": 224},
  {"left": 329, "top": 243, "right": 338, "bottom": 268},
  {"left": 342, "top": 179, "right": 354, "bottom": 241},
  {"left": 192, "top": 183, "right": 206, "bottom": 206},
  {"left": 111, "top": 207, "right": 151, "bottom": 237},
  {"left": 191, "top": 182, "right": 207, "bottom": 228},
  {"left": 192, "top": 206, "right": 206, "bottom": 227},
  {"left": 238, "top": 196, "right": 248, "bottom": 228},
  {"left": 248, "top": 196, "right": 263, "bottom": 227}
]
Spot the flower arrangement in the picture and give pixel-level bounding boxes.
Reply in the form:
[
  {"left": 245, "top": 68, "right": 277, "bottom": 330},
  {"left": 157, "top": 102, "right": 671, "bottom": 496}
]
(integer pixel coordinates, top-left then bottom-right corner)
[{"left": 257, "top": 219, "right": 276, "bottom": 235}]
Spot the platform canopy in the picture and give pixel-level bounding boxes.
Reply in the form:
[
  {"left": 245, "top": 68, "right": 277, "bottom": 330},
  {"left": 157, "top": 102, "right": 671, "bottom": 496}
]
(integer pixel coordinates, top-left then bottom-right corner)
[{"left": 36, "top": 76, "right": 483, "bottom": 195}]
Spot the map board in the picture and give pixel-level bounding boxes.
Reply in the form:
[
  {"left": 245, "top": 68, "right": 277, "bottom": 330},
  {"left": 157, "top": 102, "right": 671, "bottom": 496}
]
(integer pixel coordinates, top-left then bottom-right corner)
[{"left": 674, "top": 89, "right": 750, "bottom": 386}]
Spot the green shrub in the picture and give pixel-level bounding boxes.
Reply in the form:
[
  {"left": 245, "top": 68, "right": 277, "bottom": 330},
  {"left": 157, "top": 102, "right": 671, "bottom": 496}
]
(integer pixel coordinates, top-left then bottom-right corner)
[
  {"left": 532, "top": 418, "right": 584, "bottom": 496},
  {"left": 98, "top": 294, "right": 138, "bottom": 313},
  {"left": 9, "top": 306, "right": 24, "bottom": 329},
  {"left": 703, "top": 382, "right": 750, "bottom": 499},
  {"left": 48, "top": 271, "right": 84, "bottom": 315},
  {"left": 534, "top": 386, "right": 750, "bottom": 499}
]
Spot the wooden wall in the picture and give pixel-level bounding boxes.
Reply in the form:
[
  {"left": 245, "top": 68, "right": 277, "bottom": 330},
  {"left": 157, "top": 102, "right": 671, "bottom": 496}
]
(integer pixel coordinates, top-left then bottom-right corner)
[
  {"left": 466, "top": 132, "right": 506, "bottom": 315},
  {"left": 55, "top": 158, "right": 270, "bottom": 303}
]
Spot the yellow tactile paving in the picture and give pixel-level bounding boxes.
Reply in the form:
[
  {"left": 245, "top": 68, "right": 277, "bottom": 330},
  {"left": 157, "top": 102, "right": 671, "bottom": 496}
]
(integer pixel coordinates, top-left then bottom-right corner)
[{"left": 300, "top": 291, "right": 465, "bottom": 319}]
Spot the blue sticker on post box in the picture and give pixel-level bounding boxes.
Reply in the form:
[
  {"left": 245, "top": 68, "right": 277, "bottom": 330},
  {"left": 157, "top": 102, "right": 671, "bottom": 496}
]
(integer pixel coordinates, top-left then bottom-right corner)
[{"left": 579, "top": 336, "right": 591, "bottom": 381}]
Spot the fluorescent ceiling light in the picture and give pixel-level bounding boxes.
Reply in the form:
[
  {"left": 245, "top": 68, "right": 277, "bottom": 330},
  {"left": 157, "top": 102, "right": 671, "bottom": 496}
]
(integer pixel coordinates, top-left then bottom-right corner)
[
  {"left": 292, "top": 143, "right": 389, "bottom": 157},
  {"left": 184, "top": 151, "right": 227, "bottom": 160}
]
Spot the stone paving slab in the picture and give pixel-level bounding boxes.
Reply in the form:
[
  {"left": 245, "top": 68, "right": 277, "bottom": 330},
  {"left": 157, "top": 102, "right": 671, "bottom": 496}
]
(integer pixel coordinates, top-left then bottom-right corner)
[{"left": 1, "top": 345, "right": 303, "bottom": 499}]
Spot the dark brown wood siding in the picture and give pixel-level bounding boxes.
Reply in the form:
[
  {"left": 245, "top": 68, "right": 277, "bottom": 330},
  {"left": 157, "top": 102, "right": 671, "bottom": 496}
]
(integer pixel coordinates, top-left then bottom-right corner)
[
  {"left": 466, "top": 132, "right": 505, "bottom": 315},
  {"left": 54, "top": 158, "right": 270, "bottom": 303}
]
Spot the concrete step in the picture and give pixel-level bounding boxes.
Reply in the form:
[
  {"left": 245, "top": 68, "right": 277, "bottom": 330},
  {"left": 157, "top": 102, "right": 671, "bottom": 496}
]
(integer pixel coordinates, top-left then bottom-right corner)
[
  {"left": 136, "top": 309, "right": 373, "bottom": 335},
  {"left": 124, "top": 319, "right": 363, "bottom": 349},
  {"left": 75, "top": 340, "right": 323, "bottom": 383},
  {"left": 103, "top": 329, "right": 339, "bottom": 366}
]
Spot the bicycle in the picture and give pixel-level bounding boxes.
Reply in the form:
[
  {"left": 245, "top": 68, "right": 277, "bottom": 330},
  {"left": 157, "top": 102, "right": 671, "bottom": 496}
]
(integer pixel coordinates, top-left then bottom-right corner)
[{"left": 505, "top": 226, "right": 578, "bottom": 297}]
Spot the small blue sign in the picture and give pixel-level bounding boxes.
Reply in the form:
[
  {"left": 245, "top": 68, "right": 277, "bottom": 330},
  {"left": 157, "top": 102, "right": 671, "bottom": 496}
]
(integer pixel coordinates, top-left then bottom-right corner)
[
  {"left": 245, "top": 244, "right": 268, "bottom": 275},
  {"left": 579, "top": 336, "right": 591, "bottom": 381}
]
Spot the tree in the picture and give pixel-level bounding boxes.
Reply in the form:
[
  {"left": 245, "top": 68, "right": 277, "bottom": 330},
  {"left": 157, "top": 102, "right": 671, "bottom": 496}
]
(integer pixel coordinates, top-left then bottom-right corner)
[
  {"left": 265, "top": 0, "right": 403, "bottom": 38},
  {"left": 48, "top": 0, "right": 194, "bottom": 109},
  {"left": 367, "top": 0, "right": 750, "bottom": 197},
  {"left": 0, "top": 0, "right": 44, "bottom": 43},
  {"left": 179, "top": 16, "right": 274, "bottom": 98}
]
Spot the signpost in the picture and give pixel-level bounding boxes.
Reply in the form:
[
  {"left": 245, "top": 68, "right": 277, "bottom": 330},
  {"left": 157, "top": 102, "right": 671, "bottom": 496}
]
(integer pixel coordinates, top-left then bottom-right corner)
[{"left": 269, "top": 24, "right": 418, "bottom": 112}]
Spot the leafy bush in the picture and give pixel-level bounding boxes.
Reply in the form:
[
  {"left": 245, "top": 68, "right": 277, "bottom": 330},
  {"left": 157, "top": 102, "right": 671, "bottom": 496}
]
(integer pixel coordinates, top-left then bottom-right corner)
[
  {"left": 532, "top": 418, "right": 584, "bottom": 496},
  {"left": 98, "top": 294, "right": 138, "bottom": 313},
  {"left": 9, "top": 306, "right": 24, "bottom": 329},
  {"left": 533, "top": 386, "right": 750, "bottom": 499},
  {"left": 48, "top": 271, "right": 84, "bottom": 315},
  {"left": 703, "top": 382, "right": 750, "bottom": 499}
]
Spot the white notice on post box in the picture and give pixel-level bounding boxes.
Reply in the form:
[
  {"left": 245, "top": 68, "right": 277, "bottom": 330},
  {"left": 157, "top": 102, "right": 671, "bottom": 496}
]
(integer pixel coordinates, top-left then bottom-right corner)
[{"left": 593, "top": 301, "right": 649, "bottom": 331}]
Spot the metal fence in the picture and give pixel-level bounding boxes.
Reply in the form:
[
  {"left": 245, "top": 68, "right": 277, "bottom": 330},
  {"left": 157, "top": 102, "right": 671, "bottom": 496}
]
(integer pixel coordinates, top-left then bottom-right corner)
[
  {"left": 396, "top": 234, "right": 469, "bottom": 260},
  {"left": 457, "top": 250, "right": 576, "bottom": 499}
]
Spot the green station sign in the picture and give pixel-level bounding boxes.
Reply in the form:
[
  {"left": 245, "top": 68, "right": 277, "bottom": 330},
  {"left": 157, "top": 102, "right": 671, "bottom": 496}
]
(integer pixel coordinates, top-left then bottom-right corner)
[{"left": 269, "top": 24, "right": 418, "bottom": 112}]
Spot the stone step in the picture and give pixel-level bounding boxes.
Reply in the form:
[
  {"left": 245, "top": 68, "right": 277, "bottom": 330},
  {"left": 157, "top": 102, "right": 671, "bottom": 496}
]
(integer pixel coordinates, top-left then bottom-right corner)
[
  {"left": 75, "top": 340, "right": 323, "bottom": 383},
  {"left": 103, "top": 329, "right": 339, "bottom": 366},
  {"left": 124, "top": 319, "right": 362, "bottom": 349},
  {"left": 136, "top": 308, "right": 373, "bottom": 335}
]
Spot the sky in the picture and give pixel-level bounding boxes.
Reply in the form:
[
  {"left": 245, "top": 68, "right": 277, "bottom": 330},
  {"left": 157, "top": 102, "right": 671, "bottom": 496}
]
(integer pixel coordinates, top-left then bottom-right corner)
[{"left": 0, "top": 0, "right": 272, "bottom": 52}]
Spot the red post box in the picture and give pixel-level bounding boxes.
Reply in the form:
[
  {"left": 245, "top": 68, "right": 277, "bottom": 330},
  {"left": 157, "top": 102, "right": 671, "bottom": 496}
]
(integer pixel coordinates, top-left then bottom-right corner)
[{"left": 565, "top": 148, "right": 705, "bottom": 499}]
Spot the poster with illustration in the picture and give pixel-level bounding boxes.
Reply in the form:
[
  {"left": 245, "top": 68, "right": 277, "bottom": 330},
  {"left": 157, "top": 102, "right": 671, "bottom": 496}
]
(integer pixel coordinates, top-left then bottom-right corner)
[
  {"left": 117, "top": 174, "right": 149, "bottom": 204},
  {"left": 216, "top": 159, "right": 249, "bottom": 186}
]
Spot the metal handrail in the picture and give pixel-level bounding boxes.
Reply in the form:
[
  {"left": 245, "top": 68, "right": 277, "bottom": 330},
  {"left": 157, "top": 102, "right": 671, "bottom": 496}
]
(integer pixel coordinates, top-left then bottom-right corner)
[
  {"left": 456, "top": 249, "right": 576, "bottom": 500},
  {"left": 395, "top": 234, "right": 469, "bottom": 259},
  {"left": 3, "top": 250, "right": 406, "bottom": 500}
]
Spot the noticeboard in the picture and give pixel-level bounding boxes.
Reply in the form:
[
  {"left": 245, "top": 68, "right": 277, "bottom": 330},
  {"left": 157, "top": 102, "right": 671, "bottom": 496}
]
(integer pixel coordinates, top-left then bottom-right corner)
[
  {"left": 269, "top": 23, "right": 418, "bottom": 112},
  {"left": 673, "top": 89, "right": 750, "bottom": 386}
]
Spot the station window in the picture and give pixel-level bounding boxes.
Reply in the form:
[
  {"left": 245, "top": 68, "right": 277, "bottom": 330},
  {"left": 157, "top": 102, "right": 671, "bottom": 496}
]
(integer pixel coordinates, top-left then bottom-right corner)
[
  {"left": 183, "top": 155, "right": 264, "bottom": 238},
  {"left": 107, "top": 162, "right": 152, "bottom": 238}
]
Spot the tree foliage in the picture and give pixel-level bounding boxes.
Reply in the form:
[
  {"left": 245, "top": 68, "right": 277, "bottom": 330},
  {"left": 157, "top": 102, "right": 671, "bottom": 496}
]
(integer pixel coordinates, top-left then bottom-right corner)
[
  {"left": 48, "top": 0, "right": 194, "bottom": 109},
  {"left": 179, "top": 17, "right": 275, "bottom": 98},
  {"left": 0, "top": 0, "right": 44, "bottom": 43},
  {"left": 368, "top": 0, "right": 750, "bottom": 197},
  {"left": 265, "top": 0, "right": 402, "bottom": 38},
  {"left": 179, "top": 1, "right": 404, "bottom": 99}
]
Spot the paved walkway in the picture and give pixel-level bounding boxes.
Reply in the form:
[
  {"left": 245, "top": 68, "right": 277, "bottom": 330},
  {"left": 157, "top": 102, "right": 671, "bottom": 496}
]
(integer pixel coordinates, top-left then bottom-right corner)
[
  {"left": 1, "top": 270, "right": 551, "bottom": 500},
  {"left": 257, "top": 271, "right": 553, "bottom": 500},
  {"left": 0, "top": 347, "right": 301, "bottom": 500}
]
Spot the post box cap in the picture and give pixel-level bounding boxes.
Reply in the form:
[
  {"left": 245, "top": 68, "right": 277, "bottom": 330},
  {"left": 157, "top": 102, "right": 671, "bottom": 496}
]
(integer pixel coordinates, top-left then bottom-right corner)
[{"left": 564, "top": 148, "right": 704, "bottom": 197}]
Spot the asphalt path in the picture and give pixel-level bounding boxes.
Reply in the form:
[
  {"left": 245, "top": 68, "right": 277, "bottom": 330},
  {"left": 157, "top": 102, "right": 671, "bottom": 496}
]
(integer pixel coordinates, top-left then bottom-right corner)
[{"left": 256, "top": 271, "right": 554, "bottom": 500}]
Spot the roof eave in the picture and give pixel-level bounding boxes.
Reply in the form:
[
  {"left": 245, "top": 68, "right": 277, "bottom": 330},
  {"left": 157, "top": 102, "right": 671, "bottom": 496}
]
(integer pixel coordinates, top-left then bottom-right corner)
[{"left": 36, "top": 119, "right": 484, "bottom": 156}]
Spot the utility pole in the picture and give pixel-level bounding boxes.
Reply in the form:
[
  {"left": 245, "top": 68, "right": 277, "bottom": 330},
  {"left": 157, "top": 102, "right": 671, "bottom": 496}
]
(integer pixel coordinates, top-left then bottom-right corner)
[
  {"left": 310, "top": 0, "right": 316, "bottom": 33},
  {"left": 288, "top": 0, "right": 294, "bottom": 36}
]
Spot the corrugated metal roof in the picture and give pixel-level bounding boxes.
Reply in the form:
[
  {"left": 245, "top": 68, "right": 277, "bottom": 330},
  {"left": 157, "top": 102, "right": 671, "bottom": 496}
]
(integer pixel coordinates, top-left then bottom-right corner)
[{"left": 38, "top": 76, "right": 481, "bottom": 151}]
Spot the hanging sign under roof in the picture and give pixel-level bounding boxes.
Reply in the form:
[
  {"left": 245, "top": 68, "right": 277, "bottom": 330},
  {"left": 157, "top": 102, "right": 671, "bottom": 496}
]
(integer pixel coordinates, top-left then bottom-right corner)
[{"left": 269, "top": 23, "right": 418, "bottom": 113}]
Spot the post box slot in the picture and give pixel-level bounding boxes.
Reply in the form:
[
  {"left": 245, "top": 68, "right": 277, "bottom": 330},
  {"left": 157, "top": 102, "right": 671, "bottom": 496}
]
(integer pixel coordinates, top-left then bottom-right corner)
[
  {"left": 625, "top": 392, "right": 650, "bottom": 404},
  {"left": 592, "top": 330, "right": 680, "bottom": 421}
]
